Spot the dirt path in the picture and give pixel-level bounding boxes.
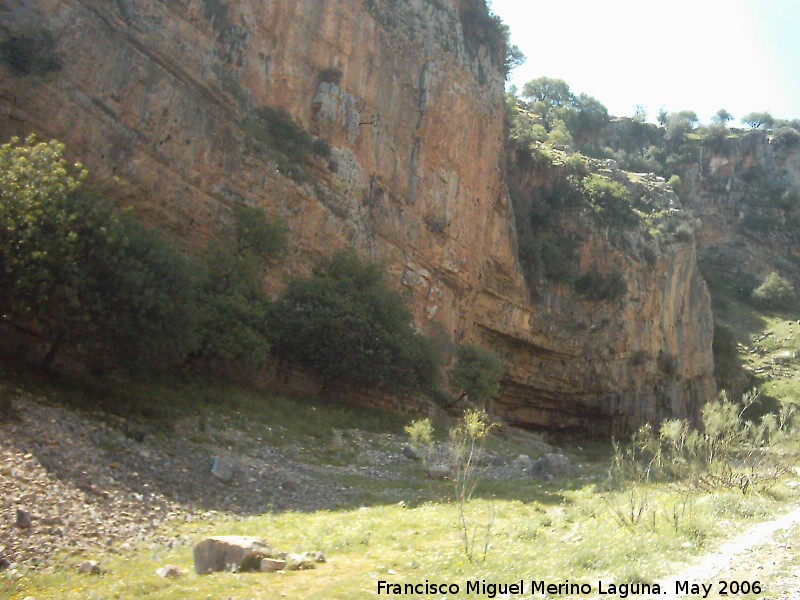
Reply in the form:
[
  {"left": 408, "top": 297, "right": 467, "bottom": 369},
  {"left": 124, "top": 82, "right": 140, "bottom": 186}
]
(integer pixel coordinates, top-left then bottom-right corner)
[{"left": 658, "top": 506, "right": 800, "bottom": 599}]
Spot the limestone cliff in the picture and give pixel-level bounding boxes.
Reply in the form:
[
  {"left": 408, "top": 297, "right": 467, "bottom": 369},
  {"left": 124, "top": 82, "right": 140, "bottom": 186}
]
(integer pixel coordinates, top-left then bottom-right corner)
[
  {"left": 0, "top": 0, "right": 716, "bottom": 435},
  {"left": 496, "top": 152, "right": 714, "bottom": 434},
  {"left": 682, "top": 131, "right": 800, "bottom": 285}
]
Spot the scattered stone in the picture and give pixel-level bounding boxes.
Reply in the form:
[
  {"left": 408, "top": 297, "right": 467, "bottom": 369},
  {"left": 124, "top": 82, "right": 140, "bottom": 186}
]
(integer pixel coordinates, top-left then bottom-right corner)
[
  {"left": 426, "top": 464, "right": 450, "bottom": 479},
  {"left": 194, "top": 536, "right": 273, "bottom": 574},
  {"left": 280, "top": 478, "right": 298, "bottom": 492},
  {"left": 260, "top": 557, "right": 287, "bottom": 572},
  {"left": 513, "top": 454, "right": 533, "bottom": 468},
  {"left": 77, "top": 560, "right": 101, "bottom": 575},
  {"left": 0, "top": 557, "right": 10, "bottom": 570},
  {"left": 304, "top": 550, "right": 326, "bottom": 563},
  {"left": 156, "top": 565, "right": 184, "bottom": 578},
  {"left": 773, "top": 350, "right": 795, "bottom": 365},
  {"left": 15, "top": 510, "right": 32, "bottom": 529},
  {"left": 531, "top": 453, "right": 574, "bottom": 479},
  {"left": 402, "top": 444, "right": 420, "bottom": 460},
  {"left": 210, "top": 457, "right": 234, "bottom": 483},
  {"left": 286, "top": 553, "right": 315, "bottom": 571}
]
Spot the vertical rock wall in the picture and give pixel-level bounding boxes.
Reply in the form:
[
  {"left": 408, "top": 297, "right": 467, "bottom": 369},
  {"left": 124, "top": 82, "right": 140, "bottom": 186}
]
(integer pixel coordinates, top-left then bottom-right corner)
[{"left": 0, "top": 0, "right": 716, "bottom": 435}]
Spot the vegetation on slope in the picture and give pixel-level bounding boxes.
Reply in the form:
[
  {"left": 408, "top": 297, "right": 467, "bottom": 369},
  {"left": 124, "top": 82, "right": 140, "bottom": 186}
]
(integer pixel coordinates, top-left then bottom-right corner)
[
  {"left": 4, "top": 369, "right": 800, "bottom": 599},
  {"left": 0, "top": 136, "right": 505, "bottom": 406}
]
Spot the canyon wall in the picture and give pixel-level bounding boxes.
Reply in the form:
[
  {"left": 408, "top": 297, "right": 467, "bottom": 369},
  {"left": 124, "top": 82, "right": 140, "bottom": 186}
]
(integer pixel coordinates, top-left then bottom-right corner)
[{"left": 0, "top": 0, "right": 716, "bottom": 434}]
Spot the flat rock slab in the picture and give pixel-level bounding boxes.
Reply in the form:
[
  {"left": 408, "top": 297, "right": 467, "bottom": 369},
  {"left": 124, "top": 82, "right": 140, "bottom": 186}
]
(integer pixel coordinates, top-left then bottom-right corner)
[{"left": 194, "top": 536, "right": 273, "bottom": 574}]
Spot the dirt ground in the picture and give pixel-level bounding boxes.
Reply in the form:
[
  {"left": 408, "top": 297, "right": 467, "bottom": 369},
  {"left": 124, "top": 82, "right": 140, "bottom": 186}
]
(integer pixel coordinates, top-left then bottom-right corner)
[{"left": 659, "top": 506, "right": 800, "bottom": 599}]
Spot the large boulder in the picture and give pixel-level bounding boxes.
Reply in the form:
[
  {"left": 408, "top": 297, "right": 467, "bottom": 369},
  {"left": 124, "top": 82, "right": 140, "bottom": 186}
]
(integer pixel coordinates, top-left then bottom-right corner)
[{"left": 193, "top": 536, "right": 274, "bottom": 574}]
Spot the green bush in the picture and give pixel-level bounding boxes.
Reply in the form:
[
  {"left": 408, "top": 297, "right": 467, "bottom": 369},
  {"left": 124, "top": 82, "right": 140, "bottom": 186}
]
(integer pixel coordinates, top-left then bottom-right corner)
[
  {"left": 318, "top": 66, "right": 343, "bottom": 85},
  {"left": 448, "top": 344, "right": 505, "bottom": 405},
  {"left": 751, "top": 273, "right": 796, "bottom": 309},
  {"left": 667, "top": 175, "right": 682, "bottom": 193},
  {"left": 611, "top": 392, "right": 798, "bottom": 493},
  {"left": 0, "top": 31, "right": 61, "bottom": 76},
  {"left": 582, "top": 174, "right": 638, "bottom": 227},
  {"left": 242, "top": 105, "right": 332, "bottom": 179},
  {"left": 518, "top": 233, "right": 577, "bottom": 283},
  {"left": 192, "top": 204, "right": 285, "bottom": 371},
  {"left": 574, "top": 269, "right": 626, "bottom": 301},
  {"left": 772, "top": 126, "right": 800, "bottom": 150},
  {"left": 459, "top": 0, "right": 508, "bottom": 70},
  {"left": 271, "top": 249, "right": 442, "bottom": 392},
  {"left": 673, "top": 223, "right": 693, "bottom": 242},
  {"left": 0, "top": 136, "right": 293, "bottom": 376},
  {"left": 0, "top": 136, "right": 198, "bottom": 371}
]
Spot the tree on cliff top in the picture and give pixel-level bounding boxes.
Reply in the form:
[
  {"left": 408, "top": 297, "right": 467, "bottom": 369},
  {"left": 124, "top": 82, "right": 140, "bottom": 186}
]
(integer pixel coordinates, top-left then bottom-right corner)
[
  {"left": 520, "top": 77, "right": 608, "bottom": 139},
  {"left": 742, "top": 111, "right": 774, "bottom": 129}
]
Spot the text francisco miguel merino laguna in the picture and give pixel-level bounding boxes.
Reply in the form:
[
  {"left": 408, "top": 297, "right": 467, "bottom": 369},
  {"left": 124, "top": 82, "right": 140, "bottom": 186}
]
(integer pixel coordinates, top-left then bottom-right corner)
[{"left": 377, "top": 579, "right": 730, "bottom": 598}]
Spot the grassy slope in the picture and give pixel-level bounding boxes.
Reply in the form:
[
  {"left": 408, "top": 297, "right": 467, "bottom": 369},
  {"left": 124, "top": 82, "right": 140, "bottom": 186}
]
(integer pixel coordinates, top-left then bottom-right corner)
[{"left": 4, "top": 361, "right": 800, "bottom": 599}]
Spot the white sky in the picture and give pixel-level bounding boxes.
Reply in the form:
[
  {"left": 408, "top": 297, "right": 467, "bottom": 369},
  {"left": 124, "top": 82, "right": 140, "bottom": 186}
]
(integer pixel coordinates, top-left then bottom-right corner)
[{"left": 490, "top": 0, "right": 798, "bottom": 124}]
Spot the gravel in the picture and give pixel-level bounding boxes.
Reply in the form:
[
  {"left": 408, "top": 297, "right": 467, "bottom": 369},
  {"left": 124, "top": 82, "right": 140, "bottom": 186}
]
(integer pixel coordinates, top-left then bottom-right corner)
[{"left": 0, "top": 389, "right": 550, "bottom": 570}]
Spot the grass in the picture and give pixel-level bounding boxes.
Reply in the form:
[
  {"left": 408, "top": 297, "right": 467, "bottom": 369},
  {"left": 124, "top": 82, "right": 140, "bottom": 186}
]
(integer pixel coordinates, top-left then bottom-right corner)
[
  {"left": 714, "top": 292, "right": 800, "bottom": 409},
  {"left": 7, "top": 481, "right": 799, "bottom": 599}
]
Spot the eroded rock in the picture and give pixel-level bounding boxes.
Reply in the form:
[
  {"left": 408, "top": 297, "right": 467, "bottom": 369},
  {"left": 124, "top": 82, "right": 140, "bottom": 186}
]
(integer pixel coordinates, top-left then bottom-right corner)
[{"left": 193, "top": 536, "right": 273, "bottom": 574}]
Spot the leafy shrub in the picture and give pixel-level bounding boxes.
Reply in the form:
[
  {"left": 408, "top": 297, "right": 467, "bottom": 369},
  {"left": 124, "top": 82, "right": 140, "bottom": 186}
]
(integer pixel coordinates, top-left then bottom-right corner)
[
  {"left": 673, "top": 223, "right": 693, "bottom": 242},
  {"left": 610, "top": 392, "right": 798, "bottom": 493},
  {"left": 311, "top": 138, "right": 332, "bottom": 160},
  {"left": 699, "top": 124, "right": 729, "bottom": 150},
  {"left": 565, "top": 152, "right": 590, "bottom": 177},
  {"left": 404, "top": 418, "right": 435, "bottom": 468},
  {"left": 751, "top": 273, "right": 796, "bottom": 309},
  {"left": 424, "top": 211, "right": 448, "bottom": 234},
  {"left": 742, "top": 209, "right": 783, "bottom": 232},
  {"left": 771, "top": 126, "right": 800, "bottom": 150},
  {"left": 0, "top": 136, "right": 198, "bottom": 371},
  {"left": 448, "top": 344, "right": 504, "bottom": 406},
  {"left": 449, "top": 409, "right": 496, "bottom": 563},
  {"left": 459, "top": 0, "right": 508, "bottom": 70},
  {"left": 582, "top": 174, "right": 638, "bottom": 227},
  {"left": 192, "top": 204, "right": 285, "bottom": 371},
  {"left": 642, "top": 245, "right": 658, "bottom": 267},
  {"left": 574, "top": 269, "right": 626, "bottom": 301},
  {"left": 519, "top": 233, "right": 577, "bottom": 283},
  {"left": 667, "top": 175, "right": 682, "bottom": 193},
  {"left": 242, "top": 105, "right": 332, "bottom": 179},
  {"left": 0, "top": 31, "right": 61, "bottom": 76},
  {"left": 271, "top": 250, "right": 443, "bottom": 392},
  {"left": 318, "top": 66, "right": 343, "bottom": 85}
]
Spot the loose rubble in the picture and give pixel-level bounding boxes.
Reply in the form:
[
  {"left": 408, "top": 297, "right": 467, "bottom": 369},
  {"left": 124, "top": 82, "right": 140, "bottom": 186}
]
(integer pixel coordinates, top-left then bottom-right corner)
[{"left": 0, "top": 388, "right": 560, "bottom": 571}]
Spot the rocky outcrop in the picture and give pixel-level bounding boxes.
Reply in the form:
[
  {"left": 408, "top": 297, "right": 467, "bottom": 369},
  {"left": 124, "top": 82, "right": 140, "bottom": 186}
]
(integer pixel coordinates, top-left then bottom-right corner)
[
  {"left": 493, "top": 156, "right": 715, "bottom": 435},
  {"left": 193, "top": 536, "right": 274, "bottom": 574},
  {"left": 0, "top": 0, "right": 716, "bottom": 434},
  {"left": 682, "top": 131, "right": 800, "bottom": 285}
]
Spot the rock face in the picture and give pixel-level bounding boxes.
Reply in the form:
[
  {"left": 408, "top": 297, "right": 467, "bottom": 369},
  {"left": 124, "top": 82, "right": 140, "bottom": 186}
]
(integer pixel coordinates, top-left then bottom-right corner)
[
  {"left": 0, "top": 0, "right": 716, "bottom": 434},
  {"left": 494, "top": 157, "right": 715, "bottom": 435},
  {"left": 683, "top": 131, "right": 800, "bottom": 284}
]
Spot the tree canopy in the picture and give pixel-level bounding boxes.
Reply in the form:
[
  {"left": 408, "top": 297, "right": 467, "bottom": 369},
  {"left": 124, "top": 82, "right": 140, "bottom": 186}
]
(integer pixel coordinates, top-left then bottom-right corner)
[
  {"left": 0, "top": 136, "right": 198, "bottom": 371},
  {"left": 271, "top": 250, "right": 442, "bottom": 392}
]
